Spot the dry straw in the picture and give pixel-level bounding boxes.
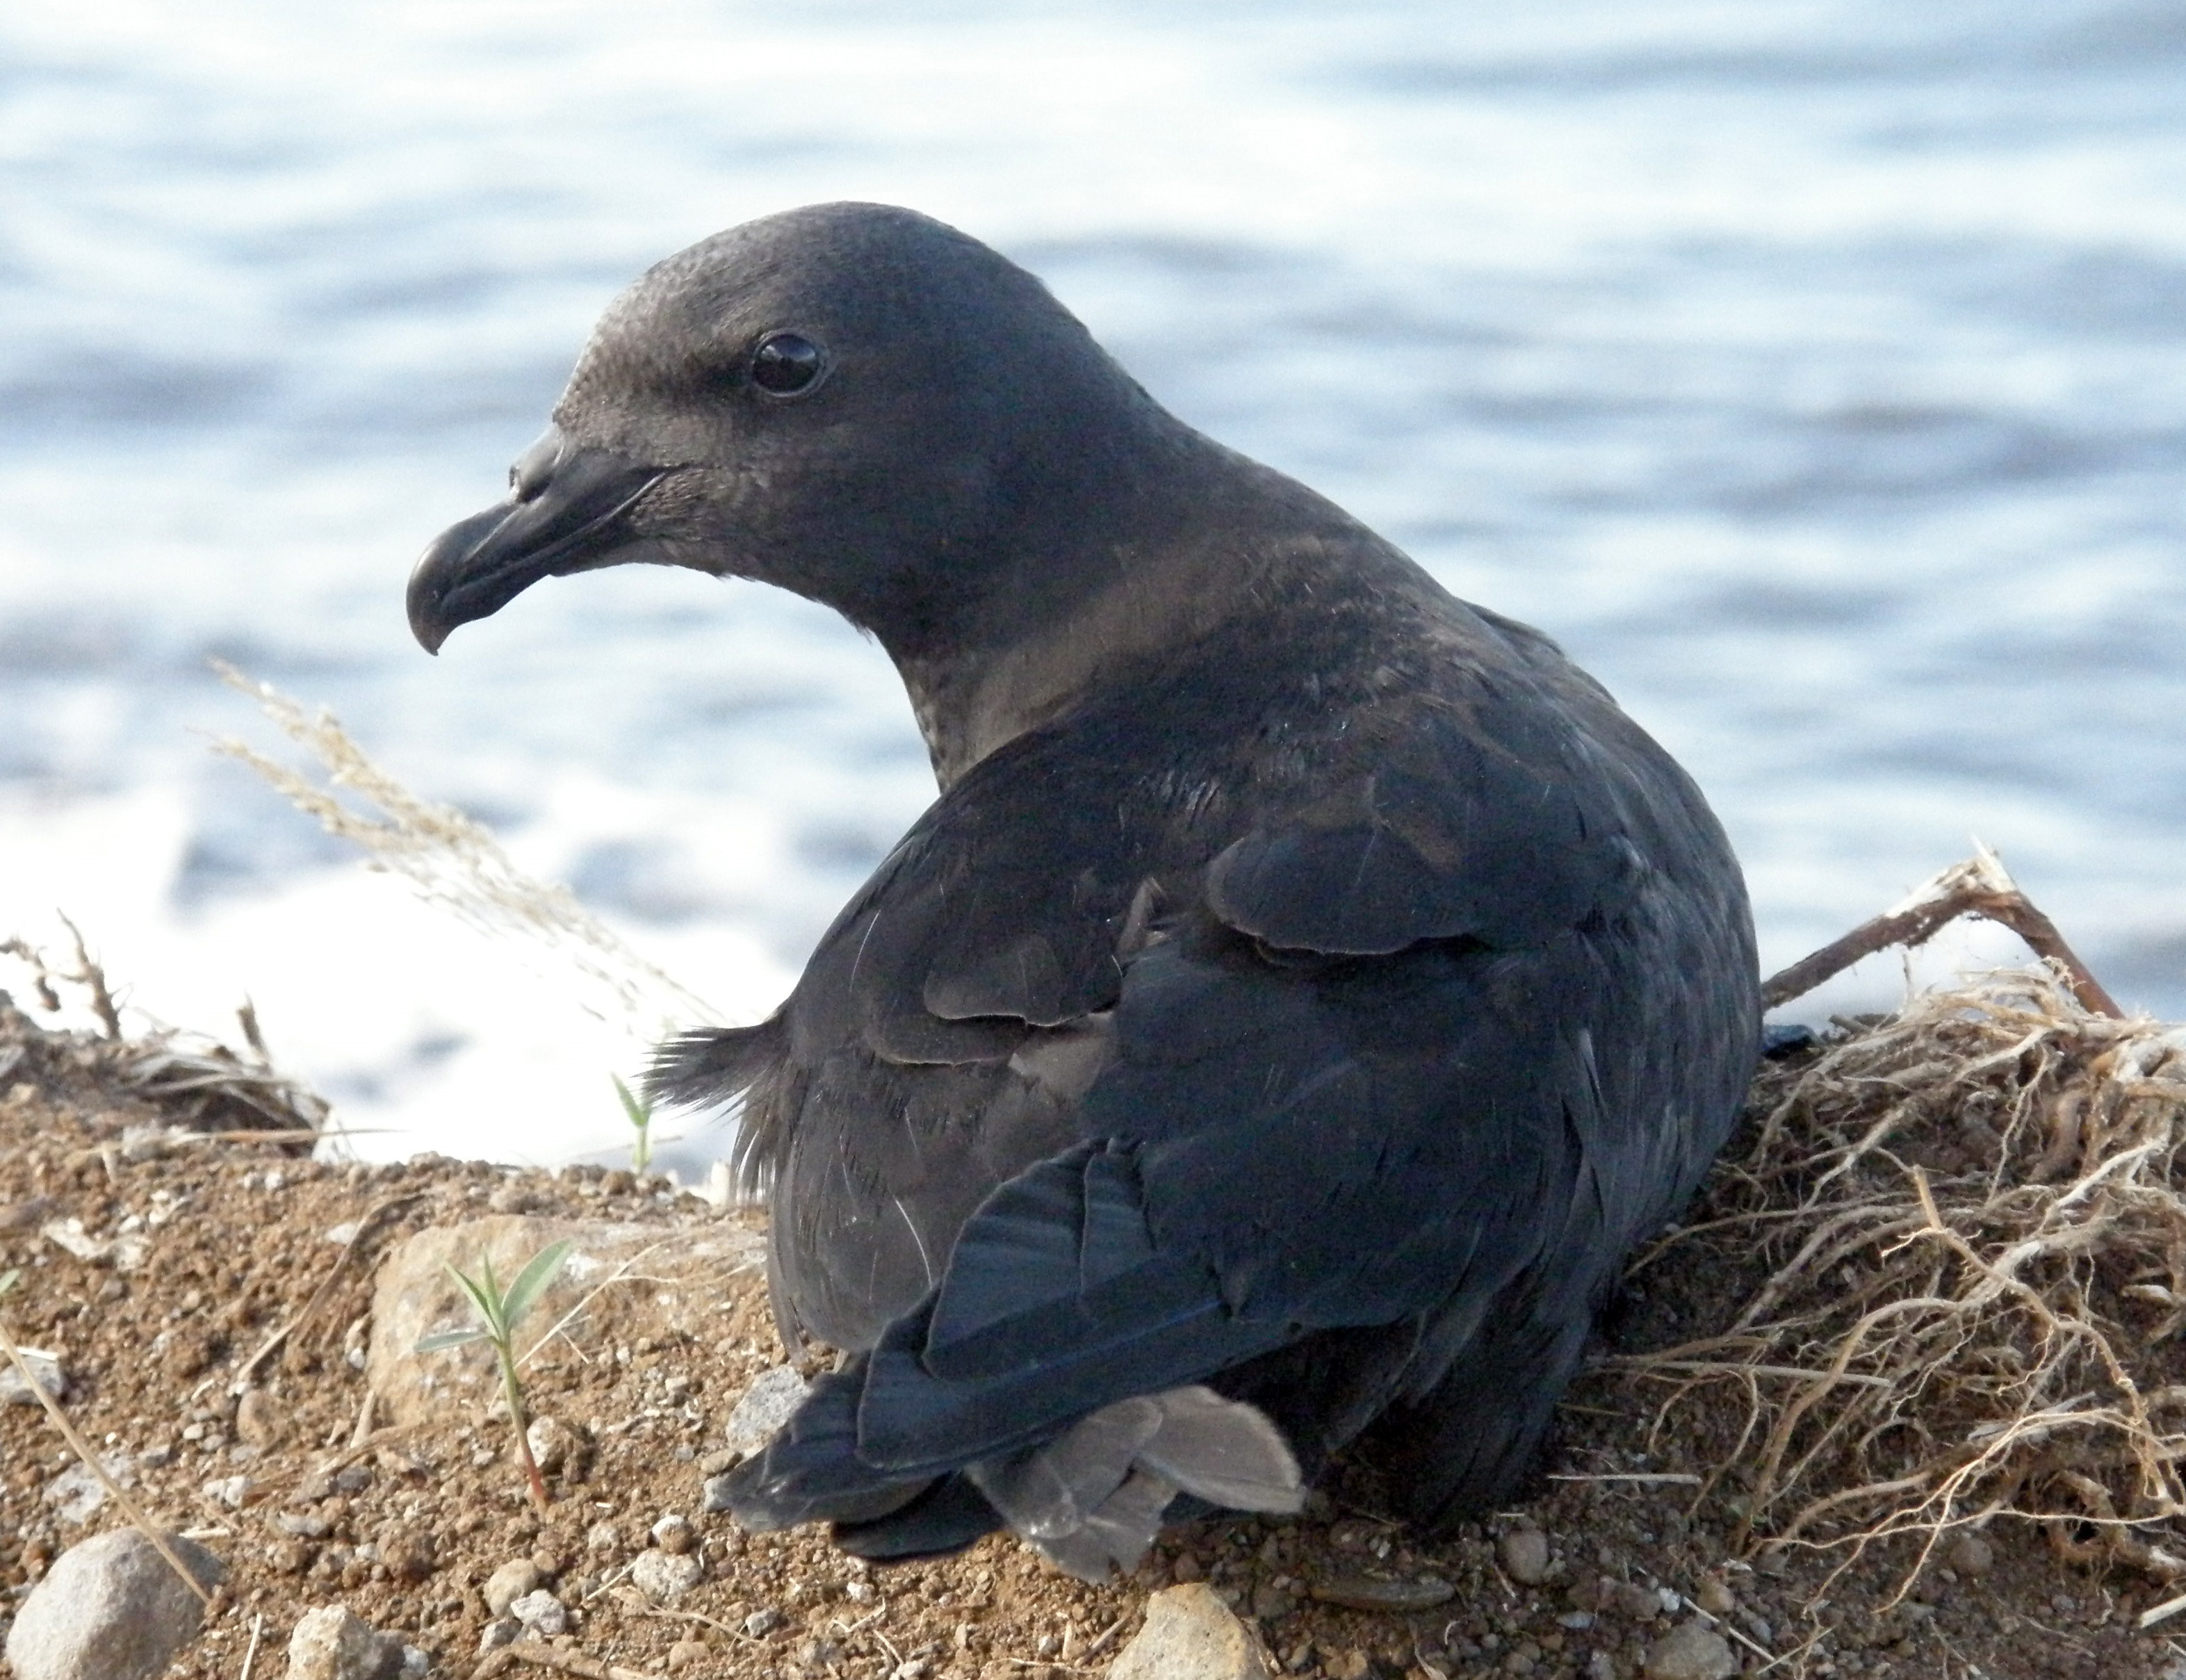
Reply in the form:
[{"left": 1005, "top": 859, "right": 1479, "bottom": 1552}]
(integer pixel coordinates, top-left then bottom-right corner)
[
  {"left": 209, "top": 660, "right": 717, "bottom": 1041},
  {"left": 1608, "top": 963, "right": 2186, "bottom": 1591}
]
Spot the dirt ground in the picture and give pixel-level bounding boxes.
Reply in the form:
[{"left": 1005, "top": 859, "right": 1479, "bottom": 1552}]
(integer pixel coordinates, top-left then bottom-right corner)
[{"left": 2, "top": 997, "right": 2182, "bottom": 1680}]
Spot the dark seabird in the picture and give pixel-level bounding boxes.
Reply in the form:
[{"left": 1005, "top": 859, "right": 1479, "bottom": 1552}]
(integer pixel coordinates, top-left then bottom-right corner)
[{"left": 407, "top": 202, "right": 1760, "bottom": 1578}]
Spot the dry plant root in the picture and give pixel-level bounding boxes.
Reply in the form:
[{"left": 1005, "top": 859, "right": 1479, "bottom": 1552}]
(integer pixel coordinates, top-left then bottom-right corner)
[
  {"left": 1604, "top": 854, "right": 2180, "bottom": 1598},
  {"left": 1591, "top": 851, "right": 2186, "bottom": 1599}
]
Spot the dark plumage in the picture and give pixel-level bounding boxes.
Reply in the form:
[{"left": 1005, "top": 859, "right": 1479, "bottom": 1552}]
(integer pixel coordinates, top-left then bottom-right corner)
[{"left": 407, "top": 202, "right": 1761, "bottom": 1576}]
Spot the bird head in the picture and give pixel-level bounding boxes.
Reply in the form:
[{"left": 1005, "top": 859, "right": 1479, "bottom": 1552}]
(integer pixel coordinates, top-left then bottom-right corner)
[{"left": 406, "top": 202, "right": 1161, "bottom": 657}]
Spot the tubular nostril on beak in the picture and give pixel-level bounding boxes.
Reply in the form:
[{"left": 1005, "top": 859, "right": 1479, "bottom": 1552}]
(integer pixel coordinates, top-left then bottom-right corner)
[{"left": 509, "top": 427, "right": 566, "bottom": 503}]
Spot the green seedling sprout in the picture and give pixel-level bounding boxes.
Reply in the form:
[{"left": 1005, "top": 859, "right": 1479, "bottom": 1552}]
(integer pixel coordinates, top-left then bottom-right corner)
[
  {"left": 415, "top": 1239, "right": 573, "bottom": 1513},
  {"left": 613, "top": 1073, "right": 655, "bottom": 1175}
]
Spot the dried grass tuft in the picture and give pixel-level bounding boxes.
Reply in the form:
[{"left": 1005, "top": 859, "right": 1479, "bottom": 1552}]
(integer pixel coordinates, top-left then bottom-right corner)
[
  {"left": 210, "top": 661, "right": 717, "bottom": 1038},
  {"left": 1609, "top": 964, "right": 2186, "bottom": 1590}
]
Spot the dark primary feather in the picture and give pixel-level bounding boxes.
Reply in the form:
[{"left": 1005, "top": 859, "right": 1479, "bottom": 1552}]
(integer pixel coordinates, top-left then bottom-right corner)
[{"left": 409, "top": 202, "right": 1761, "bottom": 1574}]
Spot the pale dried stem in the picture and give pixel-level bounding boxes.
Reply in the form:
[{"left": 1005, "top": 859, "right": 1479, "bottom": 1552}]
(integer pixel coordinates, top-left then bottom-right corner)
[{"left": 211, "top": 661, "right": 716, "bottom": 1038}]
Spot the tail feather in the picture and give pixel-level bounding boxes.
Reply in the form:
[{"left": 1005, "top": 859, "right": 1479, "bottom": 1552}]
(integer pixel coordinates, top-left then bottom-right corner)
[
  {"left": 720, "top": 1368, "right": 931, "bottom": 1531},
  {"left": 645, "top": 1017, "right": 783, "bottom": 1109},
  {"left": 832, "top": 1473, "right": 1004, "bottom": 1563},
  {"left": 1135, "top": 1384, "right": 1303, "bottom": 1514},
  {"left": 728, "top": 1371, "right": 1301, "bottom": 1582},
  {"left": 968, "top": 1385, "right": 1300, "bottom": 1580}
]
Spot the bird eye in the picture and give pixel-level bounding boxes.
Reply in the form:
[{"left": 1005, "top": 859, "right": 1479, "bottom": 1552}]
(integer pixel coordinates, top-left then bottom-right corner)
[{"left": 750, "top": 332, "right": 825, "bottom": 396}]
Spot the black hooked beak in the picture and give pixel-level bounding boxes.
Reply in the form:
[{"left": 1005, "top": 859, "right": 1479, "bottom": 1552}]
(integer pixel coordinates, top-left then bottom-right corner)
[{"left": 407, "top": 427, "right": 671, "bottom": 653}]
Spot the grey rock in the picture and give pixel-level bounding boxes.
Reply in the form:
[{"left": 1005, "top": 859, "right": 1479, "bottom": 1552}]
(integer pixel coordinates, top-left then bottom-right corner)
[
  {"left": 507, "top": 1590, "right": 568, "bottom": 1637},
  {"left": 1, "top": 1346, "right": 67, "bottom": 1407},
  {"left": 286, "top": 1607, "right": 403, "bottom": 1680},
  {"left": 476, "top": 1622, "right": 519, "bottom": 1656},
  {"left": 6, "top": 1528, "right": 225, "bottom": 1680},
  {"left": 629, "top": 1549, "right": 704, "bottom": 1603},
  {"left": 525, "top": 1416, "right": 577, "bottom": 1474},
  {"left": 482, "top": 1560, "right": 543, "bottom": 1617},
  {"left": 234, "top": 1389, "right": 282, "bottom": 1448},
  {"left": 1640, "top": 1620, "right": 1737, "bottom": 1680},
  {"left": 723, "top": 1365, "right": 809, "bottom": 1457},
  {"left": 698, "top": 1474, "right": 735, "bottom": 1515},
  {"left": 744, "top": 1608, "right": 783, "bottom": 1638},
  {"left": 1108, "top": 1583, "right": 1269, "bottom": 1680},
  {"left": 44, "top": 1459, "right": 129, "bottom": 1526},
  {"left": 1601, "top": 1579, "right": 1665, "bottom": 1621},
  {"left": 1498, "top": 1526, "right": 1551, "bottom": 1585},
  {"left": 1945, "top": 1531, "right": 1994, "bottom": 1578}
]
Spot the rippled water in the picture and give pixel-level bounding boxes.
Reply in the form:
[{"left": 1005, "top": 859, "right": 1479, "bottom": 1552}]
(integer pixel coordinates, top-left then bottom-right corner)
[{"left": 3, "top": 1, "right": 2183, "bottom": 1164}]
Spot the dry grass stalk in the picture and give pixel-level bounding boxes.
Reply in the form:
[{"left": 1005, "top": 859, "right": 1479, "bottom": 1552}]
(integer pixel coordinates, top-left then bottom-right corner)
[
  {"left": 210, "top": 661, "right": 717, "bottom": 1039},
  {"left": 1607, "top": 965, "right": 2186, "bottom": 1589},
  {"left": 3, "top": 936, "right": 330, "bottom": 1139}
]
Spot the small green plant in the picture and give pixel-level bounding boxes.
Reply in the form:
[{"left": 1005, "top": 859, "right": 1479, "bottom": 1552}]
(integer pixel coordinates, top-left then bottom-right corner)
[
  {"left": 613, "top": 1073, "right": 654, "bottom": 1175},
  {"left": 415, "top": 1239, "right": 573, "bottom": 1512}
]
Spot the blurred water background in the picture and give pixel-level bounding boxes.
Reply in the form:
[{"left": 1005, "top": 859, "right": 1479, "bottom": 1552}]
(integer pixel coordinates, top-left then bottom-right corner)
[{"left": 3, "top": 0, "right": 2182, "bottom": 1169}]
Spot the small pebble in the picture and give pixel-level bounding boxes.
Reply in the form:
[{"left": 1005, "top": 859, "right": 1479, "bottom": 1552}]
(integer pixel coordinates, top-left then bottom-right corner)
[
  {"left": 507, "top": 1590, "right": 568, "bottom": 1638},
  {"left": 286, "top": 1606, "right": 402, "bottom": 1680},
  {"left": 1945, "top": 1531, "right": 1994, "bottom": 1578},
  {"left": 1498, "top": 1526, "right": 1551, "bottom": 1585},
  {"left": 651, "top": 1513, "right": 696, "bottom": 1555},
  {"left": 483, "top": 1560, "right": 544, "bottom": 1617},
  {"left": 476, "top": 1623, "right": 519, "bottom": 1656},
  {"left": 1641, "top": 1619, "right": 1736, "bottom": 1680},
  {"left": 378, "top": 1528, "right": 436, "bottom": 1584},
  {"left": 234, "top": 1388, "right": 282, "bottom": 1447},
  {"left": 699, "top": 1474, "right": 735, "bottom": 1515},
  {"left": 745, "top": 1608, "right": 784, "bottom": 1638},
  {"left": 1601, "top": 1580, "right": 1665, "bottom": 1621},
  {"left": 1, "top": 1348, "right": 68, "bottom": 1408},
  {"left": 525, "top": 1417, "right": 578, "bottom": 1475},
  {"left": 630, "top": 1549, "right": 705, "bottom": 1603},
  {"left": 664, "top": 1642, "right": 708, "bottom": 1672},
  {"left": 1692, "top": 1575, "right": 1736, "bottom": 1615},
  {"left": 723, "top": 1365, "right": 810, "bottom": 1455},
  {"left": 585, "top": 1521, "right": 620, "bottom": 1553}
]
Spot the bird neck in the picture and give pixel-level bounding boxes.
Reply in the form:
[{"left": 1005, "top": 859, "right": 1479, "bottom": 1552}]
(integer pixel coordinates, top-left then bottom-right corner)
[{"left": 884, "top": 432, "right": 1395, "bottom": 792}]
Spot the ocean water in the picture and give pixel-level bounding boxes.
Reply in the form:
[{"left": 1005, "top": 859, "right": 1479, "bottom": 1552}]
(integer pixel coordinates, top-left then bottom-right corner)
[{"left": 3, "top": 0, "right": 2183, "bottom": 1168}]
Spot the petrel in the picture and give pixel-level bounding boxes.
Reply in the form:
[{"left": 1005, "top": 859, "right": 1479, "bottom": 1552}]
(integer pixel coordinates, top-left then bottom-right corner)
[{"left": 408, "top": 202, "right": 1759, "bottom": 1578}]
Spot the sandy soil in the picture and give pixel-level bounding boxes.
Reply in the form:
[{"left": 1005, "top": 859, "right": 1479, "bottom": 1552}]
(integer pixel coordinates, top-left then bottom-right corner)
[{"left": 1, "top": 998, "right": 2179, "bottom": 1680}]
